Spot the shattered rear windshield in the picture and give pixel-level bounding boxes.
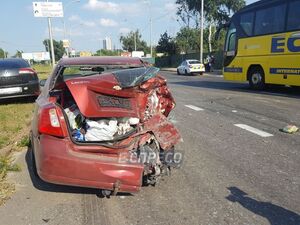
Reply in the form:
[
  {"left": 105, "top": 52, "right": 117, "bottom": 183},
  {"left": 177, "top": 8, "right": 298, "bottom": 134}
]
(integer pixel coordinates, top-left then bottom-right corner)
[{"left": 112, "top": 67, "right": 160, "bottom": 88}]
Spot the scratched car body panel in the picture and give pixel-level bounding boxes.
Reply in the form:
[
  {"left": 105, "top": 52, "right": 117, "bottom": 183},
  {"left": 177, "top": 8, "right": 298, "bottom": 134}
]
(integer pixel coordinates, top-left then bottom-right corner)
[{"left": 30, "top": 56, "right": 181, "bottom": 194}]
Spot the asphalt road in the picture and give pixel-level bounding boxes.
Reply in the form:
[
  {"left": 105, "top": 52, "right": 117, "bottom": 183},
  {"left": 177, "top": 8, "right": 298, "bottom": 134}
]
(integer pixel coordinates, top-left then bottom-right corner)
[{"left": 1, "top": 71, "right": 299, "bottom": 225}]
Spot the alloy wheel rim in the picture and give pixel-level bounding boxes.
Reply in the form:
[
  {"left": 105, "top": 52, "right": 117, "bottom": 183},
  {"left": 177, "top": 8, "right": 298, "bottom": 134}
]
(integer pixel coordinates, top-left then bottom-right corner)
[{"left": 252, "top": 73, "right": 262, "bottom": 84}]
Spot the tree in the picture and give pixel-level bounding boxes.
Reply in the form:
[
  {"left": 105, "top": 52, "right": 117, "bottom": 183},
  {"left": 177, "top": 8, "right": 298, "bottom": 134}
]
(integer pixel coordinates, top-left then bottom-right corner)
[
  {"left": 156, "top": 31, "right": 177, "bottom": 56},
  {"left": 0, "top": 48, "right": 7, "bottom": 58},
  {"left": 175, "top": 0, "right": 245, "bottom": 53},
  {"left": 94, "top": 49, "right": 119, "bottom": 56},
  {"left": 175, "top": 27, "right": 201, "bottom": 54},
  {"left": 177, "top": 0, "right": 245, "bottom": 24},
  {"left": 120, "top": 30, "right": 149, "bottom": 53},
  {"left": 43, "top": 39, "right": 65, "bottom": 61},
  {"left": 14, "top": 50, "right": 23, "bottom": 58}
]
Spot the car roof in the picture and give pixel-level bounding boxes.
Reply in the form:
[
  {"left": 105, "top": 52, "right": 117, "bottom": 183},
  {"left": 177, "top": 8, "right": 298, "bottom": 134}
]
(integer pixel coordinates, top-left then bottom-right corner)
[
  {"left": 0, "top": 58, "right": 30, "bottom": 68},
  {"left": 58, "top": 56, "right": 144, "bottom": 66},
  {"left": 0, "top": 58, "right": 27, "bottom": 63}
]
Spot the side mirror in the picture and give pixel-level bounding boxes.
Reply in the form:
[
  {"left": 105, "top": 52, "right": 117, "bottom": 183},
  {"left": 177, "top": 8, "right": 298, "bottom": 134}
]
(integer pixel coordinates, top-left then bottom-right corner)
[{"left": 39, "top": 79, "right": 47, "bottom": 87}]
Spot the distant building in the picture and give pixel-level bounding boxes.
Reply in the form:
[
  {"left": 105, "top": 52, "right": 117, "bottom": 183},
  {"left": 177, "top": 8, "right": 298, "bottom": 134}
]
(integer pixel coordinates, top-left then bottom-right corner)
[{"left": 103, "top": 37, "right": 112, "bottom": 50}]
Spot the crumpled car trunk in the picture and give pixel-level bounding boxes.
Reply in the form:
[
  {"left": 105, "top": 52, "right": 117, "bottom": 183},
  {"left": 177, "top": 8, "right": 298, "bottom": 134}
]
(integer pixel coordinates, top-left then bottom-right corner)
[
  {"left": 56, "top": 67, "right": 181, "bottom": 187},
  {"left": 62, "top": 67, "right": 178, "bottom": 144}
]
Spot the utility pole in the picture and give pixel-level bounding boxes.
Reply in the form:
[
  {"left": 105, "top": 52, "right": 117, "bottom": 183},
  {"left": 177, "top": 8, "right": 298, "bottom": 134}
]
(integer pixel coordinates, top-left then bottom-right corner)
[
  {"left": 200, "top": 0, "right": 204, "bottom": 64},
  {"left": 134, "top": 31, "right": 137, "bottom": 51},
  {"left": 150, "top": 17, "right": 152, "bottom": 57},
  {"left": 47, "top": 0, "right": 55, "bottom": 67}
]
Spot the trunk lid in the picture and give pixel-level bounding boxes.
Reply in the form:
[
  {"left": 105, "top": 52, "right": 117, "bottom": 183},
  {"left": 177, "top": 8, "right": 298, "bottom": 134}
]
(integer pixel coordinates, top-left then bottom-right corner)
[
  {"left": 64, "top": 67, "right": 159, "bottom": 118},
  {"left": 65, "top": 73, "right": 139, "bottom": 118}
]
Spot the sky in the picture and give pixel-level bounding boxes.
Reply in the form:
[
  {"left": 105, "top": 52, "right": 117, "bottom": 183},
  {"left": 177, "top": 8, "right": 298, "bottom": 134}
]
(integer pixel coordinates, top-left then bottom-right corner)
[{"left": 0, "top": 0, "right": 258, "bottom": 56}]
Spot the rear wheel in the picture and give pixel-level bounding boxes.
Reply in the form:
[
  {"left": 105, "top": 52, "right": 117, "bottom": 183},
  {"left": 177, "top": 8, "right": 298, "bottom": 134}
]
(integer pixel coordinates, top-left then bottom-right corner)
[
  {"left": 177, "top": 69, "right": 180, "bottom": 75},
  {"left": 185, "top": 69, "right": 188, "bottom": 76},
  {"left": 249, "top": 67, "right": 265, "bottom": 90}
]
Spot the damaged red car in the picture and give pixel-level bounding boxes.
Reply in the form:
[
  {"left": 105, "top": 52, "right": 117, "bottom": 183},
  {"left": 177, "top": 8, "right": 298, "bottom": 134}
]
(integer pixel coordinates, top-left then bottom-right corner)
[{"left": 30, "top": 56, "right": 181, "bottom": 195}]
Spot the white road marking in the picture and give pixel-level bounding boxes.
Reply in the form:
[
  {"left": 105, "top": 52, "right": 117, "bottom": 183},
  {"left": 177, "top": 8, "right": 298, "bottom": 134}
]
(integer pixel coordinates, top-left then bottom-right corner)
[
  {"left": 185, "top": 105, "right": 204, "bottom": 111},
  {"left": 234, "top": 124, "right": 273, "bottom": 137},
  {"left": 232, "top": 110, "right": 238, "bottom": 113}
]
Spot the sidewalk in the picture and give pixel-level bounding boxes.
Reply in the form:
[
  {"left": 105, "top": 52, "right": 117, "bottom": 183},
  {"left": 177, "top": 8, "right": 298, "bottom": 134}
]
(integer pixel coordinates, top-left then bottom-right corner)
[{"left": 160, "top": 68, "right": 223, "bottom": 76}]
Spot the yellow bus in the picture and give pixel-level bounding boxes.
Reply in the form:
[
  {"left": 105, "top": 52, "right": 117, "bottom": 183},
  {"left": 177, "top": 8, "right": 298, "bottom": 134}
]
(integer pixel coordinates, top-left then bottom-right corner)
[{"left": 222, "top": 0, "right": 300, "bottom": 89}]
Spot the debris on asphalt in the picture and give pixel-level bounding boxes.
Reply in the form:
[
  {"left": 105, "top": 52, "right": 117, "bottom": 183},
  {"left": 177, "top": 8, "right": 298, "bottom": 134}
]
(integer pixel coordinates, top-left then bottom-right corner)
[{"left": 280, "top": 125, "right": 299, "bottom": 134}]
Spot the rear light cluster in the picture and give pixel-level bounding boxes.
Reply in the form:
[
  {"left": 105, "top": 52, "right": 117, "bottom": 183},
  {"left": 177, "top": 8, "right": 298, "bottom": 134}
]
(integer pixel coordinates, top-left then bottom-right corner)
[
  {"left": 189, "top": 65, "right": 193, "bottom": 68},
  {"left": 38, "top": 105, "right": 68, "bottom": 138},
  {"left": 19, "top": 68, "right": 36, "bottom": 75}
]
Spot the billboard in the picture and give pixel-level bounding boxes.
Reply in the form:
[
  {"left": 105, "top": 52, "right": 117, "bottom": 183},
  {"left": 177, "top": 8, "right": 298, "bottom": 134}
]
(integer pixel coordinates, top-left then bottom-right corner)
[{"left": 22, "top": 52, "right": 50, "bottom": 61}]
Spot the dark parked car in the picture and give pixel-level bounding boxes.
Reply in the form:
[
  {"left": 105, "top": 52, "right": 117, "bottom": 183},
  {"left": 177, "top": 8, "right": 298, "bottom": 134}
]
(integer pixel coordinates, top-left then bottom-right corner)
[
  {"left": 0, "top": 58, "right": 40, "bottom": 99},
  {"left": 30, "top": 57, "right": 181, "bottom": 196}
]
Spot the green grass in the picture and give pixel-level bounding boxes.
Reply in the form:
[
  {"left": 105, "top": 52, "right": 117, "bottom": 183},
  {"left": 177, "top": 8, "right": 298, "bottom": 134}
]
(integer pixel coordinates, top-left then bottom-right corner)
[
  {"left": 33, "top": 64, "right": 53, "bottom": 80},
  {"left": 0, "top": 156, "right": 21, "bottom": 180},
  {"left": 0, "top": 65, "right": 51, "bottom": 204},
  {"left": 0, "top": 64, "right": 51, "bottom": 153},
  {"left": 17, "top": 136, "right": 30, "bottom": 148},
  {"left": 0, "top": 103, "right": 34, "bottom": 150}
]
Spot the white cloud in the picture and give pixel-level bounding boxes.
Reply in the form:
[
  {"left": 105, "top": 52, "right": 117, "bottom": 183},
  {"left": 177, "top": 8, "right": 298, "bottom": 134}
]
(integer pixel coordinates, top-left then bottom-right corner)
[
  {"left": 164, "top": 2, "right": 177, "bottom": 12},
  {"left": 84, "top": 0, "right": 121, "bottom": 14},
  {"left": 119, "top": 27, "right": 131, "bottom": 34},
  {"left": 99, "top": 18, "right": 118, "bottom": 27},
  {"left": 52, "top": 27, "right": 64, "bottom": 33},
  {"left": 68, "top": 15, "right": 80, "bottom": 22},
  {"left": 68, "top": 15, "right": 96, "bottom": 27},
  {"left": 83, "top": 0, "right": 141, "bottom": 15},
  {"left": 82, "top": 21, "right": 96, "bottom": 27}
]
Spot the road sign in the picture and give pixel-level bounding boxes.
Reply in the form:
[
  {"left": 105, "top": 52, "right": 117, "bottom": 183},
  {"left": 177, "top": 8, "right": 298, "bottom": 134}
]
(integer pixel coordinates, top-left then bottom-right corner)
[
  {"left": 62, "top": 39, "right": 70, "bottom": 48},
  {"left": 33, "top": 2, "right": 63, "bottom": 18},
  {"left": 80, "top": 51, "right": 92, "bottom": 57}
]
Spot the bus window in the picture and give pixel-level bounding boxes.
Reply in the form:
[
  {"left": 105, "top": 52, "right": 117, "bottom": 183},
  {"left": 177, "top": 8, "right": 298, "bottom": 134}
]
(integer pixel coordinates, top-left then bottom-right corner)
[
  {"left": 225, "top": 23, "right": 237, "bottom": 53},
  {"left": 254, "top": 4, "right": 286, "bottom": 35},
  {"left": 287, "top": 1, "right": 300, "bottom": 31},
  {"left": 240, "top": 12, "right": 254, "bottom": 36}
]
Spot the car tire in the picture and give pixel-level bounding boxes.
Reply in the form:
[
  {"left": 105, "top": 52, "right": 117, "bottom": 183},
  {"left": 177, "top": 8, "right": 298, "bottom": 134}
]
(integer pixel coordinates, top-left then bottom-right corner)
[
  {"left": 249, "top": 67, "right": 265, "bottom": 90},
  {"left": 177, "top": 69, "right": 180, "bottom": 75},
  {"left": 185, "top": 69, "right": 188, "bottom": 76},
  {"left": 200, "top": 72, "right": 204, "bottom": 76}
]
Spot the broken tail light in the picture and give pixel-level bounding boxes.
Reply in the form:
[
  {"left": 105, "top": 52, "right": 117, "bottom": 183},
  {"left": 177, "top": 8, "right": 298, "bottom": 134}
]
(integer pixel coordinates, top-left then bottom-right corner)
[{"left": 38, "top": 105, "right": 68, "bottom": 138}]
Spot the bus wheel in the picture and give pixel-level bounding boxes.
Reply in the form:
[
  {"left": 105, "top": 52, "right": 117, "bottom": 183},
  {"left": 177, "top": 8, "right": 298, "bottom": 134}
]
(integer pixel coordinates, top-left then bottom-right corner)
[{"left": 249, "top": 67, "right": 265, "bottom": 90}]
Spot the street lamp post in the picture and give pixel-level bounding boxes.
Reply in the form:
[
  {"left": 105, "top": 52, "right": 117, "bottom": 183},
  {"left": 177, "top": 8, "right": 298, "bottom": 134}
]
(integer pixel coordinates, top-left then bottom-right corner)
[
  {"left": 200, "top": 0, "right": 204, "bottom": 64},
  {"left": 46, "top": 0, "right": 55, "bottom": 67}
]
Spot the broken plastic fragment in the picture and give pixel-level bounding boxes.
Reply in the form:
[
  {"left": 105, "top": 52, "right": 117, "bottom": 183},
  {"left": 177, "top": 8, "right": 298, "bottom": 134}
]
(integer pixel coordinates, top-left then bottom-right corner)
[{"left": 280, "top": 125, "right": 299, "bottom": 134}]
